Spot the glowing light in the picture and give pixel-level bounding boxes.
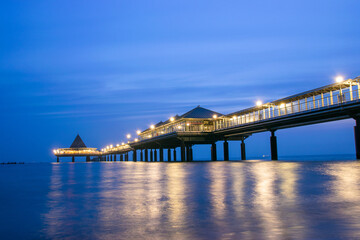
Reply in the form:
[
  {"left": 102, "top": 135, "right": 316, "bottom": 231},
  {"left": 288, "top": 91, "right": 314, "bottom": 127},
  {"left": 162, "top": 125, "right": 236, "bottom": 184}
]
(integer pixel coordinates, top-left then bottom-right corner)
[
  {"left": 150, "top": 125, "right": 155, "bottom": 129},
  {"left": 177, "top": 125, "right": 182, "bottom": 129},
  {"left": 186, "top": 123, "right": 190, "bottom": 126},
  {"left": 110, "top": 144, "right": 113, "bottom": 148},
  {"left": 279, "top": 103, "right": 285, "bottom": 108},
  {"left": 53, "top": 149, "right": 57, "bottom": 154},
  {"left": 213, "top": 114, "right": 218, "bottom": 119},
  {"left": 126, "top": 134, "right": 131, "bottom": 139},
  {"left": 135, "top": 138, "right": 138, "bottom": 142},
  {"left": 232, "top": 116, "right": 237, "bottom": 120},
  {"left": 121, "top": 142, "right": 125, "bottom": 145},
  {"left": 170, "top": 117, "right": 175, "bottom": 122},
  {"left": 136, "top": 130, "right": 141, "bottom": 135},
  {"left": 335, "top": 75, "right": 345, "bottom": 83},
  {"left": 256, "top": 100, "right": 263, "bottom": 107},
  {"left": 116, "top": 144, "right": 120, "bottom": 147}
]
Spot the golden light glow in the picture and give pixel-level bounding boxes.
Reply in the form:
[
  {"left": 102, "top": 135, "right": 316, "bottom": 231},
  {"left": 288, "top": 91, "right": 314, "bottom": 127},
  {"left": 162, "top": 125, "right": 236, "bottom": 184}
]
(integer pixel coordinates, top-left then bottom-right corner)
[
  {"left": 170, "top": 117, "right": 175, "bottom": 122},
  {"left": 116, "top": 144, "right": 120, "bottom": 147},
  {"left": 186, "top": 123, "right": 190, "bottom": 126},
  {"left": 279, "top": 103, "right": 285, "bottom": 108},
  {"left": 150, "top": 125, "right": 155, "bottom": 129},
  {"left": 136, "top": 130, "right": 141, "bottom": 135},
  {"left": 335, "top": 75, "right": 345, "bottom": 83},
  {"left": 213, "top": 114, "right": 217, "bottom": 119},
  {"left": 121, "top": 142, "right": 125, "bottom": 145},
  {"left": 135, "top": 138, "right": 139, "bottom": 142},
  {"left": 110, "top": 144, "right": 113, "bottom": 148},
  {"left": 232, "top": 116, "right": 237, "bottom": 120},
  {"left": 126, "top": 134, "right": 131, "bottom": 139},
  {"left": 177, "top": 125, "right": 182, "bottom": 129},
  {"left": 256, "top": 100, "right": 263, "bottom": 106}
]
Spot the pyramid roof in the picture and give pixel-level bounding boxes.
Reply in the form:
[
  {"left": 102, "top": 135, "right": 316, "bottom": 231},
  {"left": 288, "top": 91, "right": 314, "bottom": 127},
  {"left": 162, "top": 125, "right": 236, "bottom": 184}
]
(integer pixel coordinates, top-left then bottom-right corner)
[{"left": 70, "top": 134, "right": 87, "bottom": 148}]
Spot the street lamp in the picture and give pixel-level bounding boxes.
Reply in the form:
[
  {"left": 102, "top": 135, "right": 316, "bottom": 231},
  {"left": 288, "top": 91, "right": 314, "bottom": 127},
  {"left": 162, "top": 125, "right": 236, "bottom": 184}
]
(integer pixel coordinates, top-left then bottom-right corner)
[
  {"left": 335, "top": 75, "right": 345, "bottom": 83},
  {"left": 126, "top": 134, "right": 131, "bottom": 139},
  {"left": 256, "top": 100, "right": 263, "bottom": 107}
]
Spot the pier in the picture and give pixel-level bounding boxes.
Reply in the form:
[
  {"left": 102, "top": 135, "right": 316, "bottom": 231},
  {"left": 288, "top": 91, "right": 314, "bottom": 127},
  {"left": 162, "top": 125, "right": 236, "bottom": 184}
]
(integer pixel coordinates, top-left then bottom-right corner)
[{"left": 54, "top": 76, "right": 360, "bottom": 162}]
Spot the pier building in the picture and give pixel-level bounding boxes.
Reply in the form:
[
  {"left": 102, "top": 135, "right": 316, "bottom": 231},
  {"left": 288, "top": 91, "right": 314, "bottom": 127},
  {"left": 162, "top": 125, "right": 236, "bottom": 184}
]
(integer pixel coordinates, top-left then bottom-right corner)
[{"left": 53, "top": 135, "right": 100, "bottom": 162}]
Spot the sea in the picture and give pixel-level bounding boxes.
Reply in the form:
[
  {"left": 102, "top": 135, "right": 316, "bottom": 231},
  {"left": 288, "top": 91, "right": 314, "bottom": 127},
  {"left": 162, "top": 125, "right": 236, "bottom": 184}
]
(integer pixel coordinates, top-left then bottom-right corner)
[{"left": 1, "top": 156, "right": 360, "bottom": 240}]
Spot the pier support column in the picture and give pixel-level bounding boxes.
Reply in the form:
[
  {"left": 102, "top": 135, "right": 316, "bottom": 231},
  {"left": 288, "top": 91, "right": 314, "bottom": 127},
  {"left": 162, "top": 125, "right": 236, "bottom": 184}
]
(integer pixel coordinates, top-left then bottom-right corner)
[
  {"left": 120, "top": 154, "right": 123, "bottom": 161},
  {"left": 57, "top": 157, "right": 59, "bottom": 162},
  {"left": 150, "top": 149, "right": 153, "bottom": 162},
  {"left": 133, "top": 150, "right": 137, "bottom": 162},
  {"left": 241, "top": 138, "right": 246, "bottom": 160},
  {"left": 145, "top": 149, "right": 148, "bottom": 162},
  {"left": 224, "top": 140, "right": 229, "bottom": 161},
  {"left": 125, "top": 153, "right": 129, "bottom": 161},
  {"left": 181, "top": 142, "right": 186, "bottom": 162},
  {"left": 140, "top": 150, "right": 143, "bottom": 161},
  {"left": 354, "top": 118, "right": 360, "bottom": 159},
  {"left": 72, "top": 156, "right": 75, "bottom": 162},
  {"left": 86, "top": 156, "right": 90, "bottom": 162},
  {"left": 153, "top": 149, "right": 157, "bottom": 161},
  {"left": 270, "top": 130, "right": 278, "bottom": 160},
  {"left": 211, "top": 143, "right": 217, "bottom": 161},
  {"left": 186, "top": 145, "right": 190, "bottom": 162},
  {"left": 159, "top": 147, "right": 164, "bottom": 162},
  {"left": 167, "top": 149, "right": 171, "bottom": 162},
  {"left": 173, "top": 148, "right": 177, "bottom": 161},
  {"left": 190, "top": 145, "right": 193, "bottom": 161}
]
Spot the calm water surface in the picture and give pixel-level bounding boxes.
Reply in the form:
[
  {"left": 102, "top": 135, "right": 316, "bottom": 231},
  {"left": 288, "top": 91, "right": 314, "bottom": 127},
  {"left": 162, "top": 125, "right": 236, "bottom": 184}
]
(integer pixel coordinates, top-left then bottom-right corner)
[{"left": 1, "top": 160, "right": 360, "bottom": 239}]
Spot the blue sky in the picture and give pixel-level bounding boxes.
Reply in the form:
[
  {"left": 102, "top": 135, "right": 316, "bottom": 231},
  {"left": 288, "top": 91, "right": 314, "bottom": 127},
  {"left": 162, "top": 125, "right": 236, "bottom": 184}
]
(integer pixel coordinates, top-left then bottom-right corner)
[{"left": 1, "top": 0, "right": 360, "bottom": 161}]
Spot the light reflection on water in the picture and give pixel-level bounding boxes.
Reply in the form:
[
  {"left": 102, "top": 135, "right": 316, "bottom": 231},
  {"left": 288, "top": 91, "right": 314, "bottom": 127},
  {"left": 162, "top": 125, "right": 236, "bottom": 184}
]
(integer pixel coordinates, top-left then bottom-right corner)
[{"left": 1, "top": 161, "right": 360, "bottom": 239}]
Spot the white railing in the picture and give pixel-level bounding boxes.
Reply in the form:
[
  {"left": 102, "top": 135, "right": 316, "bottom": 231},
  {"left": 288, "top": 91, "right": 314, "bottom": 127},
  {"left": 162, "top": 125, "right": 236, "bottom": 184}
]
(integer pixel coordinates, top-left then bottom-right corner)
[{"left": 215, "top": 80, "right": 360, "bottom": 130}]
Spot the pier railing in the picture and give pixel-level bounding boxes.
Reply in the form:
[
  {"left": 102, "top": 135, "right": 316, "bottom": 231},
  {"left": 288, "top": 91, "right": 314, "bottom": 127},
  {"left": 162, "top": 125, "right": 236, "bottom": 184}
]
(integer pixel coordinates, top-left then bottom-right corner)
[{"left": 214, "top": 78, "right": 360, "bottom": 130}]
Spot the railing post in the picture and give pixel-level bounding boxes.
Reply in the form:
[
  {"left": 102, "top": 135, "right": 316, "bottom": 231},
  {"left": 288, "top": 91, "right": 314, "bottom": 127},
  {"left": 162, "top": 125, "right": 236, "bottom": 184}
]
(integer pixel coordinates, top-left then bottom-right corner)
[
  {"left": 330, "top": 90, "right": 334, "bottom": 105},
  {"left": 321, "top": 93, "right": 324, "bottom": 107},
  {"left": 313, "top": 95, "right": 316, "bottom": 109},
  {"left": 350, "top": 82, "right": 353, "bottom": 101}
]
